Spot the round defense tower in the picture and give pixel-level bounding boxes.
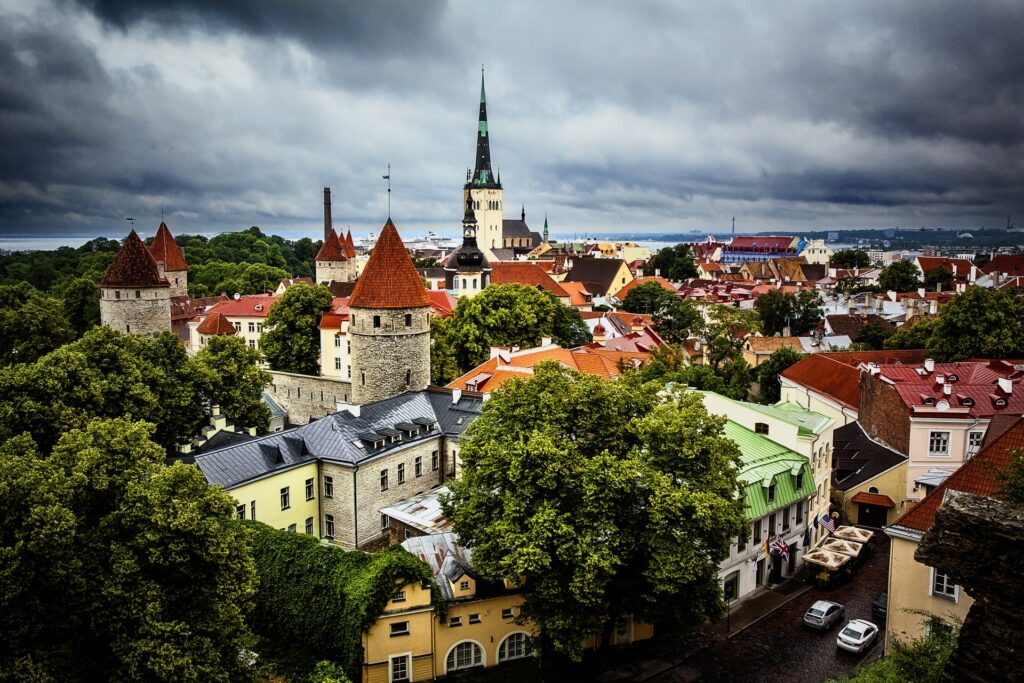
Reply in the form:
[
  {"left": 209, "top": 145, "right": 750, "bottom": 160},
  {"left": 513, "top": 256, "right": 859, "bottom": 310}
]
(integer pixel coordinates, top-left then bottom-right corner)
[{"left": 99, "top": 229, "right": 172, "bottom": 336}]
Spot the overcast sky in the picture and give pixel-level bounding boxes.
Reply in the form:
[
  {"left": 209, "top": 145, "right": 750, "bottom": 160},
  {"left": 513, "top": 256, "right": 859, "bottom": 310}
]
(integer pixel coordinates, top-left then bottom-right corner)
[{"left": 2, "top": 0, "right": 1022, "bottom": 242}]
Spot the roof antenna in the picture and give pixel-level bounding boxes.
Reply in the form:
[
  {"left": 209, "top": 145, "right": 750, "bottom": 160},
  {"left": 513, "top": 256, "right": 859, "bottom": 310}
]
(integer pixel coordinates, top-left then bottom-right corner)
[
  {"left": 382, "top": 164, "right": 391, "bottom": 218},
  {"left": 125, "top": 216, "right": 135, "bottom": 232}
]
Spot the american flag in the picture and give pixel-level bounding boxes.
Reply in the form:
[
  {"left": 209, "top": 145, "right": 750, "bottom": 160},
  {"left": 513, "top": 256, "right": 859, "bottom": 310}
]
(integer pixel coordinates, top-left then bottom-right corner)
[
  {"left": 771, "top": 537, "right": 790, "bottom": 562},
  {"left": 820, "top": 514, "right": 836, "bottom": 533}
]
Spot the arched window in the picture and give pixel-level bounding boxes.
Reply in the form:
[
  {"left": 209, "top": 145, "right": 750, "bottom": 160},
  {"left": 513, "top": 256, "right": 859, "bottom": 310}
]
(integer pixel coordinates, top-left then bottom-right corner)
[
  {"left": 472, "top": 278, "right": 477, "bottom": 289},
  {"left": 868, "top": 486, "right": 879, "bottom": 494},
  {"left": 498, "top": 632, "right": 531, "bottom": 662},
  {"left": 446, "top": 641, "right": 483, "bottom": 672},
  {"left": 462, "top": 278, "right": 467, "bottom": 290}
]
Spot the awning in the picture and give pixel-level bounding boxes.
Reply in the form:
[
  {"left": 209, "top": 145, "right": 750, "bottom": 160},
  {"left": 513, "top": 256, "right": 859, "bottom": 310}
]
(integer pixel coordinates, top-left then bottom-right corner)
[
  {"left": 803, "top": 549, "right": 852, "bottom": 571},
  {"left": 820, "top": 538, "right": 865, "bottom": 558},
  {"left": 833, "top": 526, "right": 874, "bottom": 544},
  {"left": 850, "top": 492, "right": 896, "bottom": 508}
]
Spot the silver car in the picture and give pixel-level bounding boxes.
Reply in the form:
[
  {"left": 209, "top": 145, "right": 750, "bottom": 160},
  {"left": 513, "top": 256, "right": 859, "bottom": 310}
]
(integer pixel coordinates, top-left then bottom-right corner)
[
  {"left": 803, "top": 600, "right": 845, "bottom": 630},
  {"left": 837, "top": 619, "right": 879, "bottom": 653}
]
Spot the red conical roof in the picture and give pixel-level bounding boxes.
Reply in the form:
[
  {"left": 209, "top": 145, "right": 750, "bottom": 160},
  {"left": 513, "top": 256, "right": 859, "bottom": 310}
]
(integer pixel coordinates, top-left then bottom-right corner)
[
  {"left": 196, "top": 311, "right": 236, "bottom": 335},
  {"left": 344, "top": 230, "right": 357, "bottom": 259},
  {"left": 316, "top": 229, "right": 347, "bottom": 261},
  {"left": 100, "top": 230, "right": 170, "bottom": 288},
  {"left": 149, "top": 221, "right": 188, "bottom": 271},
  {"left": 349, "top": 219, "right": 429, "bottom": 309}
]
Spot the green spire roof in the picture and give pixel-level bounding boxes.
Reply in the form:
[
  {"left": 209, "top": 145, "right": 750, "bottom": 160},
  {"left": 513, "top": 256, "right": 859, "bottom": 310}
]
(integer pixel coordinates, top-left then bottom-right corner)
[{"left": 467, "top": 67, "right": 500, "bottom": 190}]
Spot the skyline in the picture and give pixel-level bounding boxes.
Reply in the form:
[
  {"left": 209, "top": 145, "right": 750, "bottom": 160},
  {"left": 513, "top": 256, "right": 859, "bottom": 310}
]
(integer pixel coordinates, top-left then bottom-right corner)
[{"left": 2, "top": 1, "right": 1023, "bottom": 241}]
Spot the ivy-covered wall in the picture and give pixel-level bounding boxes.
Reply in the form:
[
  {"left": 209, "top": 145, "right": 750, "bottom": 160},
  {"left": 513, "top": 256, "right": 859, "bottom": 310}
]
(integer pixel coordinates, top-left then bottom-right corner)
[{"left": 243, "top": 521, "right": 439, "bottom": 679}]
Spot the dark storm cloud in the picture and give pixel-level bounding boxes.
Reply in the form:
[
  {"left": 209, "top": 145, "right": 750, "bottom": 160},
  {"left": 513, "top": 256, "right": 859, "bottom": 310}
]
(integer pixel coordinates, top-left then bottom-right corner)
[{"left": 1, "top": 0, "right": 1023, "bottom": 240}]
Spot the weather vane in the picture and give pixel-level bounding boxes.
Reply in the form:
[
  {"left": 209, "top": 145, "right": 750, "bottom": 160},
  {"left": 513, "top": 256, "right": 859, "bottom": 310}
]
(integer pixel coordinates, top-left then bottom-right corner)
[
  {"left": 383, "top": 164, "right": 391, "bottom": 217},
  {"left": 125, "top": 216, "right": 135, "bottom": 231}
]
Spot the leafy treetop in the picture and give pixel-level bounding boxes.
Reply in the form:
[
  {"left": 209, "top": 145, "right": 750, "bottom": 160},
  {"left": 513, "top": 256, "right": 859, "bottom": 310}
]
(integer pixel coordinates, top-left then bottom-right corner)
[{"left": 260, "top": 283, "right": 334, "bottom": 375}]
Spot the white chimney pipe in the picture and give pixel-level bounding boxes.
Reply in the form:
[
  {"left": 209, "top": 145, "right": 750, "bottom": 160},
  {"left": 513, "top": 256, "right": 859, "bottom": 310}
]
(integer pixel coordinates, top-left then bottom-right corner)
[
  {"left": 452, "top": 388, "right": 462, "bottom": 404},
  {"left": 998, "top": 377, "right": 1013, "bottom": 394},
  {"left": 924, "top": 359, "right": 935, "bottom": 373},
  {"left": 943, "top": 384, "right": 952, "bottom": 396}
]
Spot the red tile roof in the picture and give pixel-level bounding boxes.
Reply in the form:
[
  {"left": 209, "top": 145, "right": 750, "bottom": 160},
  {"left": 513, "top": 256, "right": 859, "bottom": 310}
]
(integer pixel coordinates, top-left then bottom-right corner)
[
  {"left": 204, "top": 294, "right": 279, "bottom": 318},
  {"left": 558, "top": 281, "right": 593, "bottom": 307},
  {"left": 349, "top": 219, "right": 430, "bottom": 309},
  {"left": 982, "top": 254, "right": 1024, "bottom": 276},
  {"left": 489, "top": 262, "right": 569, "bottom": 297},
  {"left": 725, "top": 236, "right": 796, "bottom": 252},
  {"left": 318, "top": 312, "right": 349, "bottom": 331},
  {"left": 779, "top": 350, "right": 930, "bottom": 410},
  {"left": 149, "top": 221, "right": 188, "bottom": 271},
  {"left": 426, "top": 290, "right": 457, "bottom": 317},
  {"left": 344, "top": 230, "right": 357, "bottom": 259},
  {"left": 876, "top": 360, "right": 1024, "bottom": 418},
  {"left": 196, "top": 311, "right": 236, "bottom": 335},
  {"left": 850, "top": 491, "right": 895, "bottom": 508},
  {"left": 892, "top": 417, "right": 1024, "bottom": 533},
  {"left": 917, "top": 256, "right": 974, "bottom": 278},
  {"left": 170, "top": 294, "right": 228, "bottom": 323},
  {"left": 612, "top": 276, "right": 677, "bottom": 300},
  {"left": 100, "top": 230, "right": 170, "bottom": 288},
  {"left": 316, "top": 229, "right": 347, "bottom": 261}
]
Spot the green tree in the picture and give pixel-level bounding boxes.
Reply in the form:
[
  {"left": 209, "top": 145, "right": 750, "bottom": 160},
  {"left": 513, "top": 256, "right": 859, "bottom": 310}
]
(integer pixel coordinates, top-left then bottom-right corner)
[
  {"left": 753, "top": 290, "right": 794, "bottom": 336},
  {"left": 925, "top": 287, "right": 1024, "bottom": 361},
  {"left": 260, "top": 284, "right": 333, "bottom": 375},
  {"left": 878, "top": 260, "right": 922, "bottom": 293},
  {"left": 923, "top": 267, "right": 955, "bottom": 291},
  {"left": 429, "top": 316, "right": 460, "bottom": 385},
  {"left": 0, "top": 419, "right": 257, "bottom": 682},
  {"left": 651, "top": 244, "right": 698, "bottom": 280},
  {"left": 54, "top": 277, "right": 100, "bottom": 336},
  {"left": 705, "top": 305, "right": 762, "bottom": 341},
  {"left": 972, "top": 253, "right": 991, "bottom": 270},
  {"left": 621, "top": 281, "right": 677, "bottom": 314},
  {"left": 884, "top": 316, "right": 937, "bottom": 350},
  {"left": 443, "top": 364, "right": 745, "bottom": 661},
  {"left": 0, "top": 282, "right": 75, "bottom": 365},
  {"left": 551, "top": 304, "right": 593, "bottom": 348},
  {"left": 829, "top": 249, "right": 871, "bottom": 269},
  {"left": 997, "top": 449, "right": 1024, "bottom": 504},
  {"left": 854, "top": 322, "right": 893, "bottom": 350},
  {"left": 653, "top": 298, "right": 703, "bottom": 344},
  {"left": 193, "top": 336, "right": 272, "bottom": 432},
  {"left": 792, "top": 291, "right": 824, "bottom": 335},
  {"left": 756, "top": 347, "right": 804, "bottom": 404}
]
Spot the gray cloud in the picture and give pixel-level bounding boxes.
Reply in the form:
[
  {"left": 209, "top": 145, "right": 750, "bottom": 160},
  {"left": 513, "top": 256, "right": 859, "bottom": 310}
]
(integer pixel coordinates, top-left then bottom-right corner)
[{"left": 1, "top": 0, "right": 1022, "bottom": 242}]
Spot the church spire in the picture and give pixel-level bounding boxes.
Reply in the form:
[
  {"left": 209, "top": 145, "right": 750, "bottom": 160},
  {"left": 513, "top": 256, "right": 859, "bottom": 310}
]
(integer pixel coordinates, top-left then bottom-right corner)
[
  {"left": 543, "top": 214, "right": 549, "bottom": 243},
  {"left": 467, "top": 66, "right": 499, "bottom": 189}
]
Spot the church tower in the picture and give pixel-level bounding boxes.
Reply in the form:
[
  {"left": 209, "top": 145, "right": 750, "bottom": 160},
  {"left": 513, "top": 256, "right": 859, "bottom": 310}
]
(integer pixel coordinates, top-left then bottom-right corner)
[
  {"left": 99, "top": 230, "right": 172, "bottom": 336},
  {"left": 444, "top": 197, "right": 490, "bottom": 297},
  {"left": 463, "top": 68, "right": 503, "bottom": 261},
  {"left": 149, "top": 221, "right": 189, "bottom": 297},
  {"left": 349, "top": 218, "right": 431, "bottom": 405}
]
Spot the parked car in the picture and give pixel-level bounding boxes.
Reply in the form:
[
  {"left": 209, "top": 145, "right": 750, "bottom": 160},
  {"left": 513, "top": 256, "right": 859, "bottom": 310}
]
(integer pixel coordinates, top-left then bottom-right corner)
[
  {"left": 872, "top": 592, "right": 888, "bottom": 620},
  {"left": 803, "top": 600, "right": 845, "bottom": 630},
  {"left": 836, "top": 619, "right": 879, "bottom": 653}
]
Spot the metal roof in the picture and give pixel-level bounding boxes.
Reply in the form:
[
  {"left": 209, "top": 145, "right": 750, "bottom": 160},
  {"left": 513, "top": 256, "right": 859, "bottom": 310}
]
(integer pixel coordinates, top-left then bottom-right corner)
[{"left": 724, "top": 420, "right": 816, "bottom": 520}]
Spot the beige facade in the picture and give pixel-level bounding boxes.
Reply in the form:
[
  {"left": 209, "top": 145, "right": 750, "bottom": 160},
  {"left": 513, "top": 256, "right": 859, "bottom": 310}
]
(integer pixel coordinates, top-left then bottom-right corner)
[
  {"left": 464, "top": 187, "right": 503, "bottom": 260},
  {"left": 885, "top": 532, "right": 972, "bottom": 651},
  {"left": 188, "top": 313, "right": 268, "bottom": 355},
  {"left": 905, "top": 418, "right": 988, "bottom": 503},
  {"left": 835, "top": 461, "right": 908, "bottom": 527},
  {"left": 224, "top": 461, "right": 320, "bottom": 536},
  {"left": 780, "top": 379, "right": 859, "bottom": 428},
  {"left": 801, "top": 239, "right": 833, "bottom": 265},
  {"left": 320, "top": 320, "right": 352, "bottom": 381}
]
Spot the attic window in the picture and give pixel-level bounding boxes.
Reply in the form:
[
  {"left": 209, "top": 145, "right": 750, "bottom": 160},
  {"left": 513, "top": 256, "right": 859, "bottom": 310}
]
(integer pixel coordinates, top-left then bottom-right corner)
[
  {"left": 994, "top": 396, "right": 1008, "bottom": 408},
  {"left": 456, "top": 416, "right": 467, "bottom": 425},
  {"left": 922, "top": 396, "right": 936, "bottom": 406},
  {"left": 352, "top": 440, "right": 366, "bottom": 450},
  {"left": 959, "top": 395, "right": 974, "bottom": 407},
  {"left": 767, "top": 482, "right": 777, "bottom": 502},
  {"left": 754, "top": 422, "right": 769, "bottom": 435},
  {"left": 947, "top": 374, "right": 958, "bottom": 382}
]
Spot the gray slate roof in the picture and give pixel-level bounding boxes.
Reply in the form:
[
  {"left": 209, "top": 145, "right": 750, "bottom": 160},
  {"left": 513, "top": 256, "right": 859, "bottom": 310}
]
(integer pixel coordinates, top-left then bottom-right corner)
[
  {"left": 831, "top": 421, "right": 907, "bottom": 491},
  {"left": 401, "top": 532, "right": 474, "bottom": 600},
  {"left": 565, "top": 257, "right": 627, "bottom": 295},
  {"left": 195, "top": 389, "right": 482, "bottom": 489},
  {"left": 502, "top": 218, "right": 533, "bottom": 238}
]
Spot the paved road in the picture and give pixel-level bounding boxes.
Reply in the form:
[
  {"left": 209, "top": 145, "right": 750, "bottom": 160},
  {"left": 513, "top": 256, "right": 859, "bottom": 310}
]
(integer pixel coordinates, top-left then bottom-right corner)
[{"left": 646, "top": 533, "right": 890, "bottom": 683}]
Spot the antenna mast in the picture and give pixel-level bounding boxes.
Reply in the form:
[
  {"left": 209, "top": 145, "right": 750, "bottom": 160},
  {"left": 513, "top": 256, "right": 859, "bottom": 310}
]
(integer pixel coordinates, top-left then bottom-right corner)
[{"left": 382, "top": 164, "right": 392, "bottom": 217}]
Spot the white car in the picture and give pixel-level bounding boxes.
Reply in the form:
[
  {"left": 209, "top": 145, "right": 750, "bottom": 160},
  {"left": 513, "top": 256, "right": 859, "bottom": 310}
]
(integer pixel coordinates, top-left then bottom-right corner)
[
  {"left": 803, "top": 600, "right": 845, "bottom": 630},
  {"left": 836, "top": 619, "right": 879, "bottom": 653}
]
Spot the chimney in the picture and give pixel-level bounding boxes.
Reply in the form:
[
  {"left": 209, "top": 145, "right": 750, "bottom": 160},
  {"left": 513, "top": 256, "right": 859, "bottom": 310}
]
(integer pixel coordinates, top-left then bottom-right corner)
[
  {"left": 943, "top": 384, "right": 952, "bottom": 396},
  {"left": 924, "top": 358, "right": 935, "bottom": 373},
  {"left": 541, "top": 336, "right": 553, "bottom": 347},
  {"left": 323, "top": 187, "right": 333, "bottom": 242},
  {"left": 998, "top": 377, "right": 1013, "bottom": 394},
  {"left": 452, "top": 388, "right": 462, "bottom": 404}
]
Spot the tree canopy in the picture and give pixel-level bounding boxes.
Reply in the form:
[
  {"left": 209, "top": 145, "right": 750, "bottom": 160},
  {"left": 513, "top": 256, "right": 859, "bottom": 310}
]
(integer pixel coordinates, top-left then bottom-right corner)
[
  {"left": 443, "top": 364, "right": 745, "bottom": 661},
  {"left": 878, "top": 259, "right": 922, "bottom": 292},
  {"left": 0, "top": 326, "right": 269, "bottom": 453},
  {"left": 829, "top": 249, "right": 872, "bottom": 269},
  {"left": 0, "top": 418, "right": 257, "bottom": 681},
  {"left": 260, "top": 283, "right": 333, "bottom": 375},
  {"left": 435, "top": 284, "right": 592, "bottom": 375},
  {"left": 753, "top": 290, "right": 823, "bottom": 336},
  {"left": 920, "top": 287, "right": 1024, "bottom": 361},
  {"left": 0, "top": 282, "right": 75, "bottom": 365},
  {"left": 621, "top": 281, "right": 676, "bottom": 314},
  {"left": 756, "top": 346, "right": 804, "bottom": 404},
  {"left": 650, "top": 244, "right": 698, "bottom": 281}
]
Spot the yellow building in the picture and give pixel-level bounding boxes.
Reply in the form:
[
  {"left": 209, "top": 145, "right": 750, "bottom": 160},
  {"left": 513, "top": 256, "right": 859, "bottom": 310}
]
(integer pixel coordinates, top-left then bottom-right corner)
[
  {"left": 362, "top": 533, "right": 652, "bottom": 682},
  {"left": 225, "top": 459, "right": 320, "bottom": 536},
  {"left": 831, "top": 422, "right": 908, "bottom": 527}
]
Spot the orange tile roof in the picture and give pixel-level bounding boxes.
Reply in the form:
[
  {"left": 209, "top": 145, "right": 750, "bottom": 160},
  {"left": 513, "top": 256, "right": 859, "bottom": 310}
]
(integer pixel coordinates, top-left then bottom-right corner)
[
  {"left": 196, "top": 311, "right": 236, "bottom": 335},
  {"left": 318, "top": 312, "right": 349, "bottom": 331},
  {"left": 849, "top": 491, "right": 895, "bottom": 508},
  {"left": 316, "top": 229, "right": 346, "bottom": 261},
  {"left": 917, "top": 256, "right": 974, "bottom": 278},
  {"left": 489, "top": 262, "right": 569, "bottom": 297},
  {"left": 426, "top": 290, "right": 457, "bottom": 317},
  {"left": 101, "top": 230, "right": 170, "bottom": 288},
  {"left": 612, "top": 276, "right": 677, "bottom": 300},
  {"left": 149, "top": 221, "right": 188, "bottom": 271},
  {"left": 349, "top": 219, "right": 430, "bottom": 309},
  {"left": 893, "top": 417, "right": 1024, "bottom": 533},
  {"left": 343, "top": 230, "right": 357, "bottom": 259},
  {"left": 558, "top": 281, "right": 593, "bottom": 306},
  {"left": 745, "top": 336, "right": 804, "bottom": 354},
  {"left": 204, "top": 294, "right": 279, "bottom": 318},
  {"left": 780, "top": 350, "right": 931, "bottom": 410}
]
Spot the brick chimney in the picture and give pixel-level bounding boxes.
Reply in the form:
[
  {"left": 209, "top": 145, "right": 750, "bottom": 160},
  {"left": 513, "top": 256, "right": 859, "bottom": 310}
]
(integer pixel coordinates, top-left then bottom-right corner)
[{"left": 323, "top": 187, "right": 333, "bottom": 242}]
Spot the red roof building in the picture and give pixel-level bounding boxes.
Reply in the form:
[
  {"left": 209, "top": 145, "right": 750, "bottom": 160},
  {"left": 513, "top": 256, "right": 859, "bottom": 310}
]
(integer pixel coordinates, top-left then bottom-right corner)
[
  {"left": 349, "top": 219, "right": 430, "bottom": 309},
  {"left": 100, "top": 230, "right": 170, "bottom": 288},
  {"left": 196, "top": 311, "right": 236, "bottom": 336},
  {"left": 204, "top": 294, "right": 280, "bottom": 318},
  {"left": 344, "top": 230, "right": 357, "bottom": 259},
  {"left": 489, "top": 262, "right": 570, "bottom": 299},
  {"left": 780, "top": 350, "right": 931, "bottom": 413},
  {"left": 148, "top": 221, "right": 188, "bottom": 272},
  {"left": 316, "top": 229, "right": 347, "bottom": 261}
]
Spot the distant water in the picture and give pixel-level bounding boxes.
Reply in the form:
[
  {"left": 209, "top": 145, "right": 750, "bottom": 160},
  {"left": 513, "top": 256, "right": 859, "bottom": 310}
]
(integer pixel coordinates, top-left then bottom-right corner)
[{"left": 0, "top": 236, "right": 98, "bottom": 251}]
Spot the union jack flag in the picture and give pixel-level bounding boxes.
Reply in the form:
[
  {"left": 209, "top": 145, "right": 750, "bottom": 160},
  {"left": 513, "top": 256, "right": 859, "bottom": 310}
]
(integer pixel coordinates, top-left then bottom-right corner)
[
  {"left": 820, "top": 514, "right": 836, "bottom": 533},
  {"left": 771, "top": 537, "right": 790, "bottom": 561}
]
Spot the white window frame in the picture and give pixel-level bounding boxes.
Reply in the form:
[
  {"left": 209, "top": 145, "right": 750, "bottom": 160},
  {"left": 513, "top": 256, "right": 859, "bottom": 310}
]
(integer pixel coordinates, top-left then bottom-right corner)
[
  {"left": 444, "top": 640, "right": 485, "bottom": 673},
  {"left": 389, "top": 621, "right": 410, "bottom": 636},
  {"left": 497, "top": 631, "right": 531, "bottom": 662},
  {"left": 930, "top": 567, "right": 958, "bottom": 602},
  {"left": 967, "top": 430, "right": 985, "bottom": 457},
  {"left": 388, "top": 652, "right": 412, "bottom": 683},
  {"left": 928, "top": 431, "right": 950, "bottom": 457}
]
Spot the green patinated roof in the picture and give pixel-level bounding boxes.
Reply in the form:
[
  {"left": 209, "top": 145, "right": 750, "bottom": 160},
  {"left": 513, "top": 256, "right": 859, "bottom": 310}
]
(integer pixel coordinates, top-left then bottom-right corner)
[
  {"left": 701, "top": 391, "right": 833, "bottom": 437},
  {"left": 723, "top": 420, "right": 815, "bottom": 521}
]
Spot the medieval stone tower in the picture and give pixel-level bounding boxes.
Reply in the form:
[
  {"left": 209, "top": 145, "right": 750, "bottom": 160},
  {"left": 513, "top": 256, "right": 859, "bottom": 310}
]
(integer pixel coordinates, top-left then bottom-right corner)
[
  {"left": 348, "top": 218, "right": 431, "bottom": 405},
  {"left": 149, "top": 221, "right": 189, "bottom": 297},
  {"left": 463, "top": 69, "right": 503, "bottom": 261},
  {"left": 99, "top": 230, "right": 172, "bottom": 336},
  {"left": 316, "top": 188, "right": 357, "bottom": 284}
]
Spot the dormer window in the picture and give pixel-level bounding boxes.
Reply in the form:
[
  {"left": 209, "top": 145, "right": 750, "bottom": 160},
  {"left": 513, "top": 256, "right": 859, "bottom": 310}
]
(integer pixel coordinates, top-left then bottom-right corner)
[
  {"left": 947, "top": 374, "right": 958, "bottom": 382},
  {"left": 795, "top": 471, "right": 804, "bottom": 490},
  {"left": 767, "top": 482, "right": 777, "bottom": 502},
  {"left": 754, "top": 422, "right": 769, "bottom": 435},
  {"left": 923, "top": 397, "right": 936, "bottom": 406}
]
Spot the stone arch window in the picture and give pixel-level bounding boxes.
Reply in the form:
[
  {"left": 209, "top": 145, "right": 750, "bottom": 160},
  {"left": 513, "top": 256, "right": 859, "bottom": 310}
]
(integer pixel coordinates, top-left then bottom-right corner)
[
  {"left": 445, "top": 641, "right": 484, "bottom": 673},
  {"left": 497, "top": 632, "right": 531, "bottom": 662}
]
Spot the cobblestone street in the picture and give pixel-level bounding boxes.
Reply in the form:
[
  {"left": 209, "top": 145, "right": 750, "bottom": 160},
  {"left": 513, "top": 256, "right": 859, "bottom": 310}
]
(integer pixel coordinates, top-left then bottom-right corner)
[{"left": 641, "top": 533, "right": 890, "bottom": 683}]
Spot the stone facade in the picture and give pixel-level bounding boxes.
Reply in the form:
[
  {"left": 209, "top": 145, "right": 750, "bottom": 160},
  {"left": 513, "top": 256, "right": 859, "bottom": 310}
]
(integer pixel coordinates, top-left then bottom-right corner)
[
  {"left": 316, "top": 258, "right": 354, "bottom": 285},
  {"left": 99, "top": 285, "right": 171, "bottom": 336},
  {"left": 267, "top": 370, "right": 352, "bottom": 425},
  {"left": 859, "top": 372, "right": 912, "bottom": 454},
  {"left": 321, "top": 437, "right": 447, "bottom": 549},
  {"left": 350, "top": 305, "right": 431, "bottom": 405}
]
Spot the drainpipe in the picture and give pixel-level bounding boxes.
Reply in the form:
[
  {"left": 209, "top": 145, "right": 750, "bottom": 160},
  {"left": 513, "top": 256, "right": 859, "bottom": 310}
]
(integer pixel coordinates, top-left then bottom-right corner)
[{"left": 353, "top": 465, "right": 359, "bottom": 548}]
